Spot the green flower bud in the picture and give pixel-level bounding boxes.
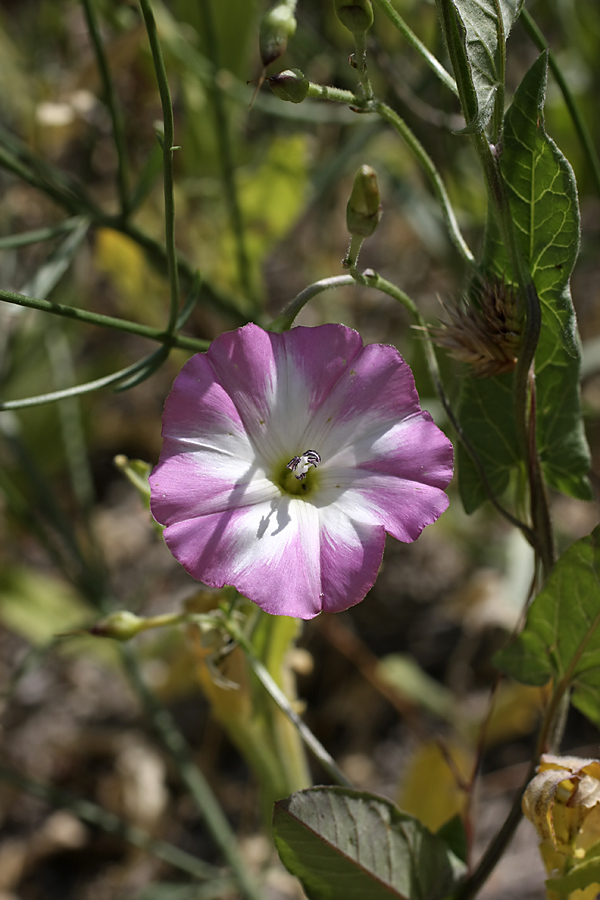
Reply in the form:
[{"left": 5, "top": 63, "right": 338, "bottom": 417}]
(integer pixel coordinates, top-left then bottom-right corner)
[
  {"left": 90, "top": 610, "right": 145, "bottom": 641},
  {"left": 268, "top": 68, "right": 309, "bottom": 103},
  {"left": 333, "top": 0, "right": 374, "bottom": 36},
  {"left": 346, "top": 164, "right": 382, "bottom": 237},
  {"left": 259, "top": 4, "right": 297, "bottom": 68}
]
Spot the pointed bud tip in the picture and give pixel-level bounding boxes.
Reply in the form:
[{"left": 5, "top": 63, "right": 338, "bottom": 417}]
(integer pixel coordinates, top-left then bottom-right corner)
[{"left": 346, "top": 164, "right": 382, "bottom": 237}]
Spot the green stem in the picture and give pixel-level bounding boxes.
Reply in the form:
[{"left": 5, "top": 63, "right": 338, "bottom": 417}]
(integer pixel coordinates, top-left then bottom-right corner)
[
  {"left": 520, "top": 7, "right": 600, "bottom": 198},
  {"left": 456, "top": 669, "right": 571, "bottom": 899},
  {"left": 307, "top": 82, "right": 362, "bottom": 106},
  {"left": 374, "top": 101, "right": 475, "bottom": 266},
  {"left": 120, "top": 644, "right": 264, "bottom": 900},
  {"left": 0, "top": 141, "right": 97, "bottom": 218},
  {"left": 490, "top": 0, "right": 506, "bottom": 143},
  {"left": 81, "top": 0, "right": 130, "bottom": 214},
  {"left": 269, "top": 274, "right": 356, "bottom": 331},
  {"left": 0, "top": 288, "right": 209, "bottom": 351},
  {"left": 0, "top": 763, "right": 223, "bottom": 883},
  {"left": 225, "top": 620, "right": 352, "bottom": 789},
  {"left": 138, "top": 0, "right": 181, "bottom": 334},
  {"left": 0, "top": 347, "right": 169, "bottom": 410},
  {"left": 371, "top": 0, "right": 458, "bottom": 97},
  {"left": 305, "top": 83, "right": 475, "bottom": 267},
  {"left": 353, "top": 31, "right": 374, "bottom": 101},
  {"left": 0, "top": 217, "right": 83, "bottom": 249},
  {"left": 197, "top": 0, "right": 256, "bottom": 306},
  {"left": 453, "top": 761, "right": 536, "bottom": 900},
  {"left": 343, "top": 233, "right": 365, "bottom": 270},
  {"left": 119, "top": 220, "right": 250, "bottom": 321}
]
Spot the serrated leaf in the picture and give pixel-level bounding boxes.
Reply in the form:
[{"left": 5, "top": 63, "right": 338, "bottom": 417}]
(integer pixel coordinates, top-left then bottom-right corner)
[
  {"left": 495, "top": 525, "right": 600, "bottom": 727},
  {"left": 441, "top": 0, "right": 521, "bottom": 129},
  {"left": 273, "top": 787, "right": 462, "bottom": 900},
  {"left": 458, "top": 52, "right": 591, "bottom": 511}
]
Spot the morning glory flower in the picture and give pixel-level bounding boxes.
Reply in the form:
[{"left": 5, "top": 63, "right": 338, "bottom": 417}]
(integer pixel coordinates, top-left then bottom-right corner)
[{"left": 150, "top": 323, "right": 453, "bottom": 619}]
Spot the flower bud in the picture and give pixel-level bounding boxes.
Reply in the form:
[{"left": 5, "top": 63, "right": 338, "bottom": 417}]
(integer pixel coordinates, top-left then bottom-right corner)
[
  {"left": 334, "top": 0, "right": 374, "bottom": 36},
  {"left": 346, "top": 164, "right": 382, "bottom": 237},
  {"left": 259, "top": 4, "right": 297, "bottom": 68},
  {"left": 268, "top": 68, "right": 309, "bottom": 103},
  {"left": 89, "top": 610, "right": 145, "bottom": 641}
]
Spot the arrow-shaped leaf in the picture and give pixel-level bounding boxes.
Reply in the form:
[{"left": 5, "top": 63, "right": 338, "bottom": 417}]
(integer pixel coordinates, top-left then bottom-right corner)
[
  {"left": 273, "top": 787, "right": 462, "bottom": 900},
  {"left": 457, "top": 52, "right": 591, "bottom": 512}
]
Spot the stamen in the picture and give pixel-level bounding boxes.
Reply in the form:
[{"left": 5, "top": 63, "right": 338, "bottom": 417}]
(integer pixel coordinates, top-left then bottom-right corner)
[{"left": 286, "top": 449, "right": 321, "bottom": 480}]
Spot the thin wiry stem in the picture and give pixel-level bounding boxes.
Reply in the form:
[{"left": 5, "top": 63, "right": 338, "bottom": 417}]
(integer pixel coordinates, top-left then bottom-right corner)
[
  {"left": 0, "top": 288, "right": 209, "bottom": 352},
  {"left": 224, "top": 619, "right": 352, "bottom": 789},
  {"left": 374, "top": 101, "right": 475, "bottom": 267},
  {"left": 0, "top": 217, "right": 83, "bottom": 249},
  {"left": 197, "top": 0, "right": 256, "bottom": 306},
  {"left": 0, "top": 347, "right": 168, "bottom": 410},
  {"left": 120, "top": 644, "right": 264, "bottom": 900},
  {"left": 138, "top": 0, "right": 181, "bottom": 334},
  {"left": 269, "top": 275, "right": 356, "bottom": 331},
  {"left": 81, "top": 0, "right": 130, "bottom": 214},
  {"left": 371, "top": 0, "right": 458, "bottom": 96}
]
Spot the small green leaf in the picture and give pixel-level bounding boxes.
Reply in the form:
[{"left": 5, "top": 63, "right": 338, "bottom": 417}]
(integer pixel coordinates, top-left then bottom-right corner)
[
  {"left": 495, "top": 524, "right": 600, "bottom": 726},
  {"left": 458, "top": 53, "right": 591, "bottom": 511},
  {"left": 273, "top": 787, "right": 463, "bottom": 900}
]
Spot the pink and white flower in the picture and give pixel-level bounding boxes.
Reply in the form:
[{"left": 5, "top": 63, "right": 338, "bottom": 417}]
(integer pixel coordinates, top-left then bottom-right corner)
[{"left": 150, "top": 323, "right": 453, "bottom": 619}]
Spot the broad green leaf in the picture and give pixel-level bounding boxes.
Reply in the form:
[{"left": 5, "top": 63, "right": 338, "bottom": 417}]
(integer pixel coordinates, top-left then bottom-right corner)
[
  {"left": 456, "top": 373, "right": 520, "bottom": 513},
  {"left": 495, "top": 524, "right": 600, "bottom": 727},
  {"left": 458, "top": 52, "right": 591, "bottom": 512},
  {"left": 273, "top": 787, "right": 462, "bottom": 900},
  {"left": 439, "top": 0, "right": 521, "bottom": 129}
]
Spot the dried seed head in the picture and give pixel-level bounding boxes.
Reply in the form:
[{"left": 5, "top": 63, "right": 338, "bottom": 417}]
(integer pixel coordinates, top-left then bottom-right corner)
[{"left": 430, "top": 279, "right": 522, "bottom": 377}]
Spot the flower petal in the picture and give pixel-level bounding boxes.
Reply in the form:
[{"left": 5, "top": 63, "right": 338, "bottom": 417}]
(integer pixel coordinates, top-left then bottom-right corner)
[
  {"left": 151, "top": 323, "right": 454, "bottom": 618},
  {"left": 151, "top": 451, "right": 278, "bottom": 526},
  {"left": 318, "top": 505, "right": 385, "bottom": 613},
  {"left": 205, "top": 323, "right": 365, "bottom": 463},
  {"left": 162, "top": 497, "right": 325, "bottom": 618},
  {"left": 304, "top": 341, "right": 422, "bottom": 456},
  {"left": 317, "top": 408, "right": 453, "bottom": 541}
]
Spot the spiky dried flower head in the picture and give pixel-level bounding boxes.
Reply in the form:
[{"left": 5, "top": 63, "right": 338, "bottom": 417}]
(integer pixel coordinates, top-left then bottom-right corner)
[{"left": 430, "top": 279, "right": 522, "bottom": 377}]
